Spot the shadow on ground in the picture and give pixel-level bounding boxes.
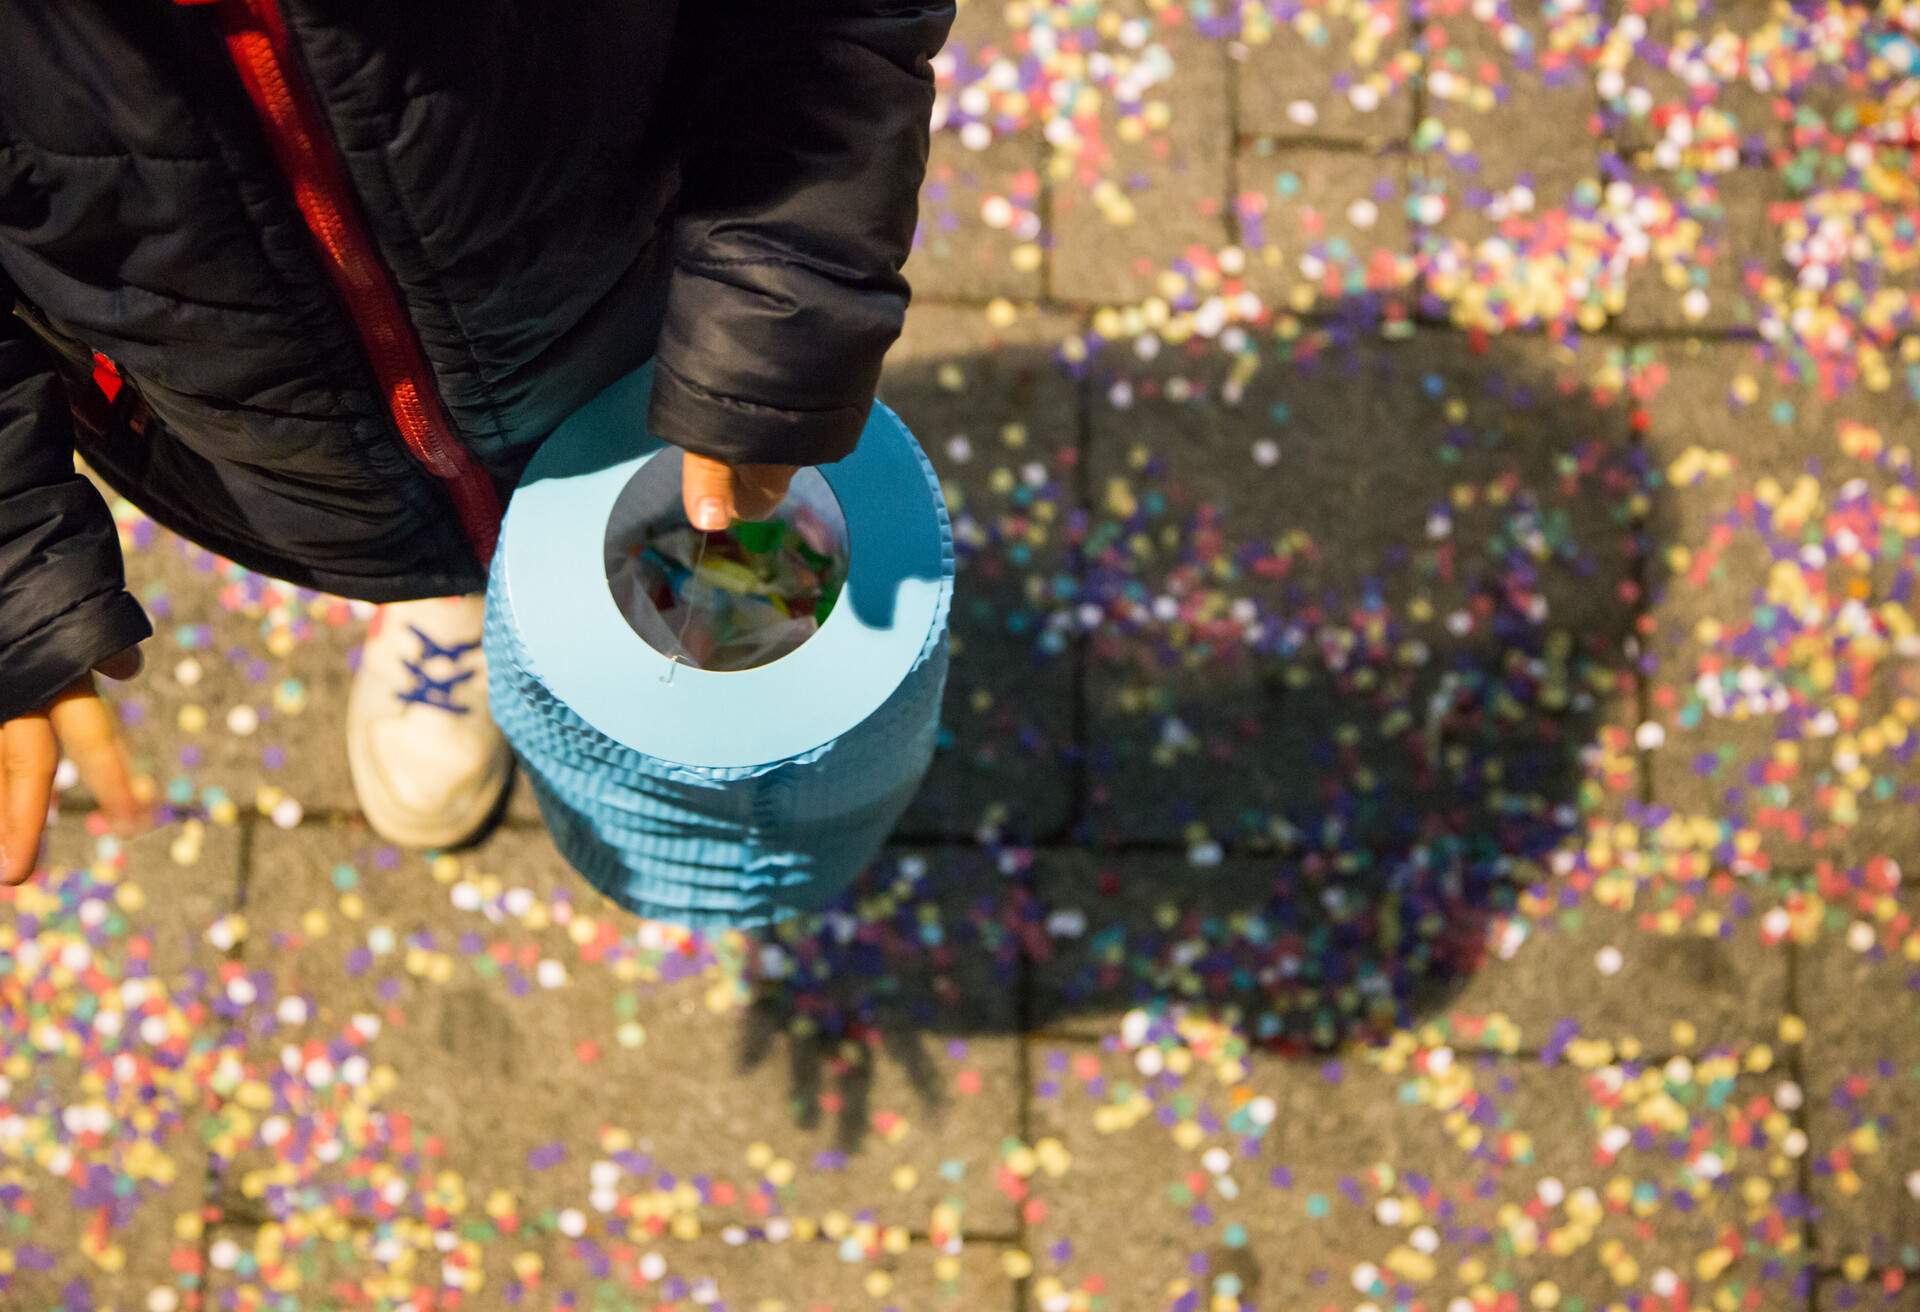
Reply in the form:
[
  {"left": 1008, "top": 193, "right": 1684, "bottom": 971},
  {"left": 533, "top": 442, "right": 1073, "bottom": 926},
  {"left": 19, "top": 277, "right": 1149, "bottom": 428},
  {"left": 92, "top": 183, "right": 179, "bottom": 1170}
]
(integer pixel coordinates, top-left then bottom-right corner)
[{"left": 726, "top": 307, "right": 1670, "bottom": 1152}]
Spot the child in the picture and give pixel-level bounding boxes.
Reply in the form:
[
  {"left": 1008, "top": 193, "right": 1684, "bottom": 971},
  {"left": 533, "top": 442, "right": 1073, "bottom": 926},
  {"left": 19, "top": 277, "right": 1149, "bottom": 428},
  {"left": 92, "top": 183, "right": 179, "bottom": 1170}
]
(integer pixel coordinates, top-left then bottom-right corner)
[{"left": 0, "top": 1, "right": 953, "bottom": 880}]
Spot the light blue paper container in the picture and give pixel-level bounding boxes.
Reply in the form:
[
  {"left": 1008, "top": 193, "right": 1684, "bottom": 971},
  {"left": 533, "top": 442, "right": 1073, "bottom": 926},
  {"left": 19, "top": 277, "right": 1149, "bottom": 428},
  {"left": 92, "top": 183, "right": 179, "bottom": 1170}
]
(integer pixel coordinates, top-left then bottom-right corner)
[{"left": 484, "top": 365, "right": 953, "bottom": 928}]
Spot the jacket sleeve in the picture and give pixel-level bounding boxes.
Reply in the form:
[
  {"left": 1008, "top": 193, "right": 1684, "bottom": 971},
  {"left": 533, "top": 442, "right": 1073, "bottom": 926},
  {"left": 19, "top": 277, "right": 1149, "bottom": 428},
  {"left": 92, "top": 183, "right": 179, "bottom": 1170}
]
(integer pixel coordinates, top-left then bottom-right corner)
[
  {"left": 646, "top": 0, "right": 954, "bottom": 468},
  {"left": 0, "top": 285, "right": 152, "bottom": 722}
]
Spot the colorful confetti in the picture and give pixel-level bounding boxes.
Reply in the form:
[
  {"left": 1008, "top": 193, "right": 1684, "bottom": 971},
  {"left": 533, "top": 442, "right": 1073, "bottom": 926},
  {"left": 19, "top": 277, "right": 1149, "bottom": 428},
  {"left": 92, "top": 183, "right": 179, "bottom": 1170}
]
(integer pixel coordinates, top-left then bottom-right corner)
[{"left": 8, "top": 1, "right": 1919, "bottom": 1307}]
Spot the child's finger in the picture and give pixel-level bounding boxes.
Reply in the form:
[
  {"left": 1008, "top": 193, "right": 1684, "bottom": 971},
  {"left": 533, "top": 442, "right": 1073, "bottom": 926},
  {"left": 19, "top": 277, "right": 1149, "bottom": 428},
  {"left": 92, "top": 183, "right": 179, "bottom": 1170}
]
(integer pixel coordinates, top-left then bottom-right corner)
[
  {"left": 732, "top": 465, "right": 797, "bottom": 521},
  {"left": 95, "top": 645, "right": 144, "bottom": 682},
  {"left": 47, "top": 684, "right": 146, "bottom": 838},
  {"left": 1, "top": 714, "right": 57, "bottom": 885},
  {"left": 682, "top": 452, "right": 737, "bottom": 531},
  {"left": 0, "top": 734, "right": 12, "bottom": 882}
]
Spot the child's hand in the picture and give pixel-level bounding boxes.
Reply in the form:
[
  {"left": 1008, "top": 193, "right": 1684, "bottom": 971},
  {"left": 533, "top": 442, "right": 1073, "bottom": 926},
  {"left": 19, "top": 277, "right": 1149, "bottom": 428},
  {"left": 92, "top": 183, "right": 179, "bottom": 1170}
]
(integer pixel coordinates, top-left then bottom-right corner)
[
  {"left": 682, "top": 452, "right": 797, "bottom": 530},
  {"left": 2, "top": 647, "right": 148, "bottom": 886}
]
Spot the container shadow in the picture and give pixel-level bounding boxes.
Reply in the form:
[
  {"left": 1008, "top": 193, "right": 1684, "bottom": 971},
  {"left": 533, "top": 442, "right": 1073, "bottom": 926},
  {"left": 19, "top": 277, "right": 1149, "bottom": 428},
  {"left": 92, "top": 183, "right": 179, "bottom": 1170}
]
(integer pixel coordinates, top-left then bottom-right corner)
[{"left": 712, "top": 312, "right": 1667, "bottom": 1155}]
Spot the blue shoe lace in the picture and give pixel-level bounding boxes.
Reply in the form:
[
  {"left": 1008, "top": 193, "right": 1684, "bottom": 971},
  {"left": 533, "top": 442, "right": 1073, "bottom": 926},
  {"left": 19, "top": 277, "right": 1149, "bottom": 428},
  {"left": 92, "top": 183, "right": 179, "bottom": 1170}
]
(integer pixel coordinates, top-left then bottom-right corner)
[{"left": 396, "top": 625, "right": 479, "bottom": 714}]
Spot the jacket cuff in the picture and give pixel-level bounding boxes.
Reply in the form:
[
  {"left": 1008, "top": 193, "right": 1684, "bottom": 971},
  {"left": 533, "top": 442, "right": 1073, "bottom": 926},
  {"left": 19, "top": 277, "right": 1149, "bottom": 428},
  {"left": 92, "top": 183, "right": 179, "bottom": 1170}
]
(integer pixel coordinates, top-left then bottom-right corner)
[
  {"left": 648, "top": 357, "right": 870, "bottom": 468},
  {"left": 0, "top": 588, "right": 151, "bottom": 723}
]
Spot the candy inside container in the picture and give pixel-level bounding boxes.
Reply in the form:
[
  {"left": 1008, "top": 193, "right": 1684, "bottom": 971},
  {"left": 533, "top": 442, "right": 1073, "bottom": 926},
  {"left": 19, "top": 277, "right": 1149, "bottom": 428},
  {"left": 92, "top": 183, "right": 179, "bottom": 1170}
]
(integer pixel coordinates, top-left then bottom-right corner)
[{"left": 603, "top": 451, "right": 849, "bottom": 672}]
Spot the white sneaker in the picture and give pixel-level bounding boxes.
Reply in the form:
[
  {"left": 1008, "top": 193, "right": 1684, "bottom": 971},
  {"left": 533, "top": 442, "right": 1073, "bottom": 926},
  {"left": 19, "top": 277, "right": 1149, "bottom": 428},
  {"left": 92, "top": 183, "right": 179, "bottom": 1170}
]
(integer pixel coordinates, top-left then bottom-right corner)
[{"left": 345, "top": 594, "right": 512, "bottom": 848}]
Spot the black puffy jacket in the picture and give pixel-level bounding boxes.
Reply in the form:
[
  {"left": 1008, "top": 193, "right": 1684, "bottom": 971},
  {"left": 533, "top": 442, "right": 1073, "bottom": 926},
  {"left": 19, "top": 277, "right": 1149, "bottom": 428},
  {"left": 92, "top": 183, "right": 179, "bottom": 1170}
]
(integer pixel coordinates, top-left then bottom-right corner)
[{"left": 0, "top": 0, "right": 951, "bottom": 720}]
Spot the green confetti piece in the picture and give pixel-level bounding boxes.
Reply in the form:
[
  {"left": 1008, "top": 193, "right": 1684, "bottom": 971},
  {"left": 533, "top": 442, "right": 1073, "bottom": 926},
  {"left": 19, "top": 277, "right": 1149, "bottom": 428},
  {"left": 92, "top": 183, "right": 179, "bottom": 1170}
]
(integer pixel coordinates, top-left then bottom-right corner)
[{"left": 730, "top": 518, "right": 785, "bottom": 554}]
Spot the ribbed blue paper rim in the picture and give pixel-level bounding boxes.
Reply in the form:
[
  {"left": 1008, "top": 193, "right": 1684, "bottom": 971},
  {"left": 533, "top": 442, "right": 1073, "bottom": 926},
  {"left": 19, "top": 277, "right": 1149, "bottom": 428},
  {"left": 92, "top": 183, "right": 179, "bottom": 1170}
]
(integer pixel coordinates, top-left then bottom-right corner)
[{"left": 486, "top": 363, "right": 954, "bottom": 927}]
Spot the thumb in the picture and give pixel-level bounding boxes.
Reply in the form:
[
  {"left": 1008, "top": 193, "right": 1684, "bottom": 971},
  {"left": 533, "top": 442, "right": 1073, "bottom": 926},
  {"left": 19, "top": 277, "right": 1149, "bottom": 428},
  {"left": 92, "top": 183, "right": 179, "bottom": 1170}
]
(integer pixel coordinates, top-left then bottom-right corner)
[
  {"left": 731, "top": 464, "right": 797, "bottom": 522},
  {"left": 681, "top": 452, "right": 735, "bottom": 532},
  {"left": 95, "top": 645, "right": 144, "bottom": 682}
]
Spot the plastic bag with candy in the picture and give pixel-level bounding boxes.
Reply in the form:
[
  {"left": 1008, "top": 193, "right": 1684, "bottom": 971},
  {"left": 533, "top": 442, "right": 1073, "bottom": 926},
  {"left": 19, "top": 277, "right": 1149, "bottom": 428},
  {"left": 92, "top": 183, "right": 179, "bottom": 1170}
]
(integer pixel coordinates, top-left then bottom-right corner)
[{"left": 604, "top": 460, "right": 847, "bottom": 672}]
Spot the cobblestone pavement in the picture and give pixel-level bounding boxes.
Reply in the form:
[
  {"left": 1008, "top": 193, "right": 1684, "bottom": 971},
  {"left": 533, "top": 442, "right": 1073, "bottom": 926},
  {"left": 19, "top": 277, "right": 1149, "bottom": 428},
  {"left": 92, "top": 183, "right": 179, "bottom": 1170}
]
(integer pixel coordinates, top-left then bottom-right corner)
[{"left": 7, "top": 2, "right": 1920, "bottom": 1310}]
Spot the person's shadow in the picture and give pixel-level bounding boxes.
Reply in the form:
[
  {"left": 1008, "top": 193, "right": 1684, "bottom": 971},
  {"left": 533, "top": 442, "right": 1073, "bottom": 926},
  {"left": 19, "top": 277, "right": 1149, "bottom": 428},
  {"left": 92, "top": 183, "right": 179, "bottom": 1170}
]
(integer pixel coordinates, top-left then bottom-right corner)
[{"left": 718, "top": 310, "right": 1666, "bottom": 1154}]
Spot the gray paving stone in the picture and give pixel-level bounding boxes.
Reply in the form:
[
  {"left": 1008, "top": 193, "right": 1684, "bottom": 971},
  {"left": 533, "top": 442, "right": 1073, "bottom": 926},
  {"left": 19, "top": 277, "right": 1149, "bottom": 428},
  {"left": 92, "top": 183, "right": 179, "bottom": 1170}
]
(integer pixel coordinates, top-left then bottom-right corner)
[
  {"left": 110, "top": 517, "right": 365, "bottom": 820},
  {"left": 882, "top": 304, "right": 1084, "bottom": 841},
  {"left": 1027, "top": 1043, "right": 1810, "bottom": 1310},
  {"left": 1083, "top": 328, "right": 1645, "bottom": 846},
  {"left": 1031, "top": 845, "right": 1793, "bottom": 1060},
  {"left": 1636, "top": 336, "right": 1920, "bottom": 576},
  {"left": 1637, "top": 696, "right": 1920, "bottom": 887},
  {"left": 1615, "top": 166, "right": 1787, "bottom": 332},
  {"left": 1776, "top": 146, "right": 1920, "bottom": 314},
  {"left": 221, "top": 827, "right": 1022, "bottom": 1243},
  {"left": 1414, "top": 2, "right": 1606, "bottom": 322},
  {"left": 1236, "top": 144, "right": 1414, "bottom": 313},
  {"left": 1030, "top": 849, "right": 1519, "bottom": 1052},
  {"left": 105, "top": 501, "right": 541, "bottom": 832},
  {"left": 1797, "top": 892, "right": 1920, "bottom": 1273},
  {"left": 1821, "top": 1277, "right": 1920, "bottom": 1311},
  {"left": 910, "top": 132, "right": 1047, "bottom": 303},
  {"left": 1637, "top": 339, "right": 1920, "bottom": 879},
  {"left": 1050, "top": 6, "right": 1234, "bottom": 304},
  {"left": 1774, "top": 10, "right": 1920, "bottom": 192},
  {"left": 1237, "top": 0, "right": 1418, "bottom": 143},
  {"left": 1600, "top": 0, "right": 1784, "bottom": 164},
  {"left": 203, "top": 1222, "right": 1016, "bottom": 1311},
  {"left": 911, "top": 0, "right": 1050, "bottom": 304},
  {"left": 1774, "top": 200, "right": 1920, "bottom": 352},
  {"left": 1436, "top": 865, "right": 1796, "bottom": 1055},
  {"left": 0, "top": 818, "right": 242, "bottom": 1312}
]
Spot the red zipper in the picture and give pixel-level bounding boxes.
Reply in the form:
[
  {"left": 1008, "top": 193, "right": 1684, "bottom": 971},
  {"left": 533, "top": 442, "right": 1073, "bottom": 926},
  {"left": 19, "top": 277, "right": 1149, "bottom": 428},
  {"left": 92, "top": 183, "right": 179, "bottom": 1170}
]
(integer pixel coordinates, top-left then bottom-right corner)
[
  {"left": 92, "top": 352, "right": 123, "bottom": 404},
  {"left": 182, "top": 0, "right": 501, "bottom": 565}
]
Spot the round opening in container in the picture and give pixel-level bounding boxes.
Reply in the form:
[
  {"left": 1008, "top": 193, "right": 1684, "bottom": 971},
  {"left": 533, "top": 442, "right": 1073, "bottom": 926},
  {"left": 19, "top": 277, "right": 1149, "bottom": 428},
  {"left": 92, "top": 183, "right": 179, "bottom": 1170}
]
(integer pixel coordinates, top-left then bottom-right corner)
[{"left": 603, "top": 449, "right": 849, "bottom": 673}]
